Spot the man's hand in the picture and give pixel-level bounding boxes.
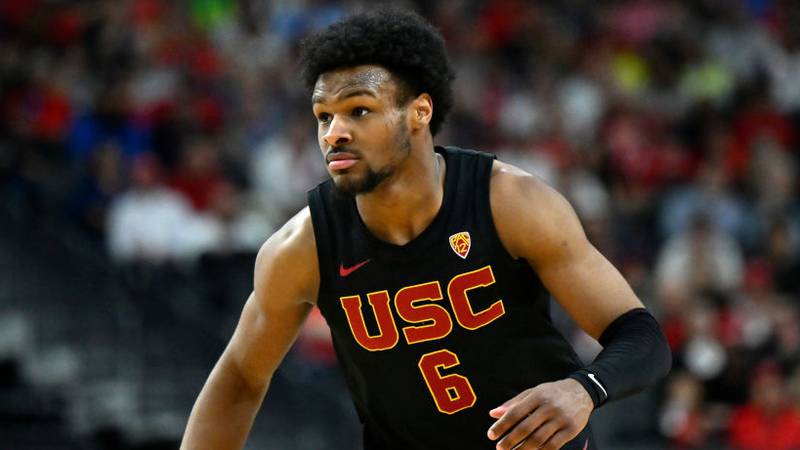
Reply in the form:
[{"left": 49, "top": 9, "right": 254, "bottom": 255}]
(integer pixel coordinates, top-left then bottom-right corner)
[{"left": 487, "top": 378, "right": 593, "bottom": 450}]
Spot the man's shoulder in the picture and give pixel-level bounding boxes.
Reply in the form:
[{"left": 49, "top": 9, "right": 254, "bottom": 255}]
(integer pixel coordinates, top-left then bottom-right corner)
[
  {"left": 488, "top": 158, "right": 580, "bottom": 259},
  {"left": 254, "top": 207, "right": 319, "bottom": 300},
  {"left": 489, "top": 159, "right": 554, "bottom": 204},
  {"left": 258, "top": 207, "right": 316, "bottom": 263}
]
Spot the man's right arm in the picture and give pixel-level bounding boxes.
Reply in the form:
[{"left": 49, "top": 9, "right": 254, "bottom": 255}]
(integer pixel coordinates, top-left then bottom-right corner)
[{"left": 181, "top": 208, "right": 319, "bottom": 450}]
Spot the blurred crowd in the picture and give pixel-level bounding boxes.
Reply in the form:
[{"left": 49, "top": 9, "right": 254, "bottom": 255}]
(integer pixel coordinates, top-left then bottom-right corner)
[{"left": 2, "top": 0, "right": 800, "bottom": 448}]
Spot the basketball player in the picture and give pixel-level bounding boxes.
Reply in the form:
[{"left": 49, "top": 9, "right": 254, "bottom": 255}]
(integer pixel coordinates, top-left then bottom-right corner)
[{"left": 181, "top": 9, "right": 671, "bottom": 450}]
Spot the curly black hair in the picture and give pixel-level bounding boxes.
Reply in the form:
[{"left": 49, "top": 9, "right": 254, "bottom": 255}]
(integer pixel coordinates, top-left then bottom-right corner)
[{"left": 299, "top": 8, "right": 455, "bottom": 136}]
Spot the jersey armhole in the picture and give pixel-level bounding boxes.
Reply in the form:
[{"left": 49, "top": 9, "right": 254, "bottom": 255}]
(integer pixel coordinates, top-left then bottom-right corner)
[
  {"left": 307, "top": 187, "right": 333, "bottom": 298},
  {"left": 475, "top": 156, "right": 524, "bottom": 264}
]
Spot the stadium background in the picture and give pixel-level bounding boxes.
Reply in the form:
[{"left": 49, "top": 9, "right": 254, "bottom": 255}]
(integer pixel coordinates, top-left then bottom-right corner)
[{"left": 2, "top": 0, "right": 800, "bottom": 449}]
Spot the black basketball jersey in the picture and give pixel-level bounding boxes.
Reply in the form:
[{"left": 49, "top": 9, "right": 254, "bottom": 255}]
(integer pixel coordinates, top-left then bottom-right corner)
[{"left": 307, "top": 146, "right": 596, "bottom": 450}]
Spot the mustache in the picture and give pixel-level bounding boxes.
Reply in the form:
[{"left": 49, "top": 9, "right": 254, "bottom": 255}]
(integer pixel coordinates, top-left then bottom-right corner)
[{"left": 325, "top": 146, "right": 361, "bottom": 162}]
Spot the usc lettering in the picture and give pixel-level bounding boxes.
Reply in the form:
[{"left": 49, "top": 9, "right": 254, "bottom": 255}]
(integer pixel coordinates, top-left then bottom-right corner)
[
  {"left": 340, "top": 290, "right": 399, "bottom": 352},
  {"left": 339, "top": 265, "right": 504, "bottom": 351},
  {"left": 395, "top": 281, "right": 453, "bottom": 345},
  {"left": 448, "top": 265, "right": 505, "bottom": 330},
  {"left": 338, "top": 265, "right": 505, "bottom": 414}
]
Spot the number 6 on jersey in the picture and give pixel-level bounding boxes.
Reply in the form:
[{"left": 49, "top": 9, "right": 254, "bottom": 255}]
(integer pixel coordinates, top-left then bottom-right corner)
[{"left": 418, "top": 349, "right": 477, "bottom": 414}]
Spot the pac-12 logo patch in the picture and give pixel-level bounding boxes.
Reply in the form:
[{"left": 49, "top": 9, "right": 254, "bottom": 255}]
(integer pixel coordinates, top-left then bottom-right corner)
[{"left": 449, "top": 231, "right": 471, "bottom": 259}]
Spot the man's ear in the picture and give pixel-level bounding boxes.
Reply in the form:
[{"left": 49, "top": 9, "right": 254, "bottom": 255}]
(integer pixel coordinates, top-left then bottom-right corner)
[{"left": 409, "top": 93, "right": 433, "bottom": 131}]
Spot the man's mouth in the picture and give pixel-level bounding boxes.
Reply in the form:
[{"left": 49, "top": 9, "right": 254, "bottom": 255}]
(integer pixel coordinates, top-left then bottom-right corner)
[{"left": 327, "top": 151, "right": 359, "bottom": 171}]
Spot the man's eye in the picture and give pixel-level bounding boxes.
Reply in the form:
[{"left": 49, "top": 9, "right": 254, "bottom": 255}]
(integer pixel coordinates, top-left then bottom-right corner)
[
  {"left": 352, "top": 107, "right": 369, "bottom": 117},
  {"left": 317, "top": 113, "right": 331, "bottom": 123}
]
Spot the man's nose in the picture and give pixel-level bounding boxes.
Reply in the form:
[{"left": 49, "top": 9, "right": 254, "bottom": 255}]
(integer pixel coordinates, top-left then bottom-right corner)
[{"left": 322, "top": 115, "right": 352, "bottom": 147}]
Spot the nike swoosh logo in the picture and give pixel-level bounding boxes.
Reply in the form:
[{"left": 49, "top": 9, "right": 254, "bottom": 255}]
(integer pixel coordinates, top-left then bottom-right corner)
[
  {"left": 587, "top": 373, "right": 608, "bottom": 398},
  {"left": 339, "top": 259, "right": 370, "bottom": 277}
]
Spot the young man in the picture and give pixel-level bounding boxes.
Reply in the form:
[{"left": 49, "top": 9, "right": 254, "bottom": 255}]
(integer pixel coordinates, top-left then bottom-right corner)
[{"left": 181, "top": 9, "right": 671, "bottom": 450}]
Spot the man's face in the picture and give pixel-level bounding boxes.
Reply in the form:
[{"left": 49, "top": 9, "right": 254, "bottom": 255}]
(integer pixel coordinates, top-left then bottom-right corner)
[{"left": 311, "top": 65, "right": 412, "bottom": 196}]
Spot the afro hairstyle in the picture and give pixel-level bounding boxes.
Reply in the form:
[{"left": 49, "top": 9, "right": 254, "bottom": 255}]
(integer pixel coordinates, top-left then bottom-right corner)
[{"left": 299, "top": 8, "right": 455, "bottom": 136}]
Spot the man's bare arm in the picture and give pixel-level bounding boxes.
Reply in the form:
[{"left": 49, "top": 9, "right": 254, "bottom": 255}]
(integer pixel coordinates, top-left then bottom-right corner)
[
  {"left": 490, "top": 161, "right": 643, "bottom": 338},
  {"left": 486, "top": 161, "right": 669, "bottom": 450},
  {"left": 181, "top": 208, "right": 319, "bottom": 450}
]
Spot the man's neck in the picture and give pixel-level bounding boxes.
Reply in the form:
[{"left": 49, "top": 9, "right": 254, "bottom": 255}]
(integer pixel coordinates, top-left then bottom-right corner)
[{"left": 355, "top": 144, "right": 445, "bottom": 246}]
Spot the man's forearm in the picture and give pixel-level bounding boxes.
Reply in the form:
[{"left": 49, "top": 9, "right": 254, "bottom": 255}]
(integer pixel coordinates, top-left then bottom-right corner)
[
  {"left": 181, "top": 356, "right": 269, "bottom": 450},
  {"left": 569, "top": 308, "right": 672, "bottom": 407}
]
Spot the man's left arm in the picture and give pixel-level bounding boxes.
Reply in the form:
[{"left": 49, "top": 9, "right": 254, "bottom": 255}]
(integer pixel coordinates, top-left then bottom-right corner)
[{"left": 486, "top": 161, "right": 671, "bottom": 450}]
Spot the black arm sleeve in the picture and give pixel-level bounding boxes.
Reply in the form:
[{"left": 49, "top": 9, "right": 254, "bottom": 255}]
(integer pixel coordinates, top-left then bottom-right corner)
[{"left": 568, "top": 308, "right": 672, "bottom": 408}]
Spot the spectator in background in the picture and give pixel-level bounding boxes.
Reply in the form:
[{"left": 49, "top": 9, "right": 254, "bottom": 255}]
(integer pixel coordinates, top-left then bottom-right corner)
[
  {"left": 725, "top": 78, "right": 795, "bottom": 184},
  {"left": 659, "top": 371, "right": 710, "bottom": 449},
  {"left": 765, "top": 218, "right": 800, "bottom": 296},
  {"left": 168, "top": 136, "right": 226, "bottom": 212},
  {"left": 658, "top": 122, "right": 760, "bottom": 250},
  {"left": 250, "top": 113, "right": 326, "bottom": 225},
  {"left": 194, "top": 179, "right": 272, "bottom": 312},
  {"left": 759, "top": 1, "right": 800, "bottom": 115},
  {"left": 748, "top": 136, "right": 797, "bottom": 221},
  {"left": 106, "top": 153, "right": 194, "bottom": 264},
  {"left": 68, "top": 81, "right": 150, "bottom": 164},
  {"left": 202, "top": 180, "right": 271, "bottom": 255},
  {"left": 703, "top": 2, "right": 770, "bottom": 86},
  {"left": 681, "top": 299, "right": 727, "bottom": 382},
  {"left": 731, "top": 261, "right": 788, "bottom": 354},
  {"left": 773, "top": 303, "right": 800, "bottom": 373},
  {"left": 728, "top": 362, "right": 800, "bottom": 450},
  {"left": 654, "top": 213, "right": 744, "bottom": 299}
]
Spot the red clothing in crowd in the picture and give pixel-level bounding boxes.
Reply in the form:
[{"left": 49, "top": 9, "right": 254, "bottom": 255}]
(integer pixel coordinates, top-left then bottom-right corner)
[
  {"left": 726, "top": 108, "right": 796, "bottom": 181},
  {"left": 729, "top": 405, "right": 800, "bottom": 450},
  {"left": 168, "top": 171, "right": 225, "bottom": 211}
]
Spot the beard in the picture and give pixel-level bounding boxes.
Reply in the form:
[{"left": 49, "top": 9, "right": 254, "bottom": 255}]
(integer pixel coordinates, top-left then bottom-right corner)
[
  {"left": 333, "top": 165, "right": 393, "bottom": 197},
  {"left": 331, "top": 121, "right": 411, "bottom": 197}
]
